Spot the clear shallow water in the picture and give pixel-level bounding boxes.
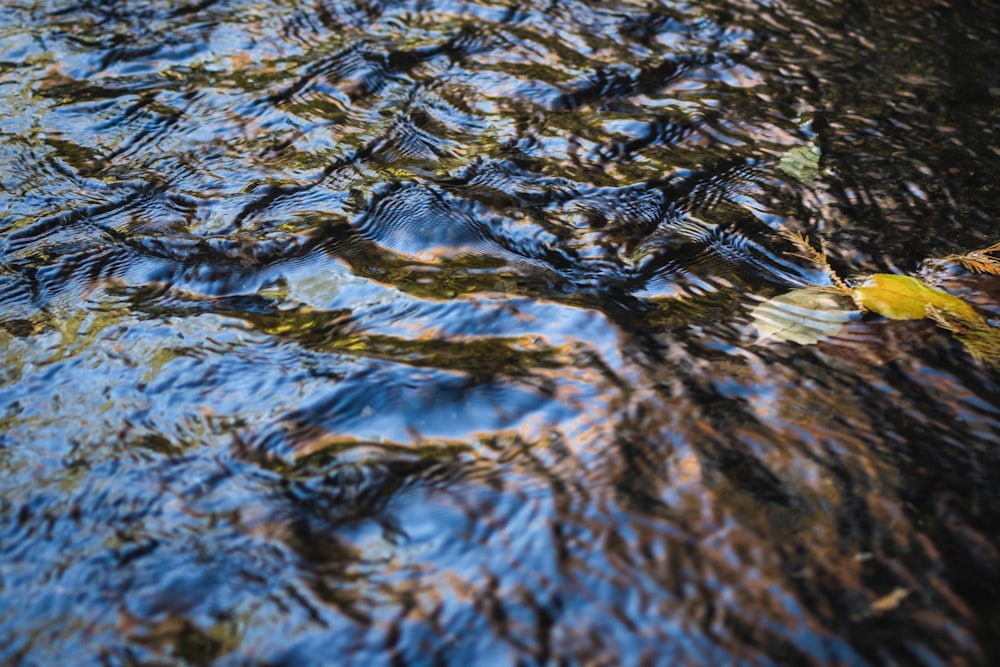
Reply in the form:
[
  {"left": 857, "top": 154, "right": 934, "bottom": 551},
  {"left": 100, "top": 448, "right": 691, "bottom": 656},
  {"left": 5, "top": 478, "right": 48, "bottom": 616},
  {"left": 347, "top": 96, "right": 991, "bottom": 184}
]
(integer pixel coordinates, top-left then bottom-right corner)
[{"left": 1, "top": 0, "right": 999, "bottom": 664}]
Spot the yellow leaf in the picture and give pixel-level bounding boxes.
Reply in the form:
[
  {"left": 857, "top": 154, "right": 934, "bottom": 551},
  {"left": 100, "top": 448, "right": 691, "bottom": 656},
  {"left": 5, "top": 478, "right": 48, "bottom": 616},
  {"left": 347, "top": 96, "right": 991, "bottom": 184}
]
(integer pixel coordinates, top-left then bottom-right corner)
[
  {"left": 855, "top": 274, "right": 1000, "bottom": 370},
  {"left": 853, "top": 274, "right": 979, "bottom": 321}
]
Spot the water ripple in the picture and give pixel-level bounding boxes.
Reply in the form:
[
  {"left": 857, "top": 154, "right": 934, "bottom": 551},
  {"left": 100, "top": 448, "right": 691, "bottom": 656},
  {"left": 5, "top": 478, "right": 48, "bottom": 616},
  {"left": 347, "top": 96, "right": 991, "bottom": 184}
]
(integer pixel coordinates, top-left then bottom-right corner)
[{"left": 2, "top": 0, "right": 1000, "bottom": 664}]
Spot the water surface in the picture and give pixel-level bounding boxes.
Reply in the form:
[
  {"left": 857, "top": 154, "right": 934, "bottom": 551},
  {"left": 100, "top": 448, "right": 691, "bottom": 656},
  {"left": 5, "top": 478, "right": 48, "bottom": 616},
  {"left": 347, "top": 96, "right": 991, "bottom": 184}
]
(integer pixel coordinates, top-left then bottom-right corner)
[{"left": 2, "top": 1, "right": 999, "bottom": 664}]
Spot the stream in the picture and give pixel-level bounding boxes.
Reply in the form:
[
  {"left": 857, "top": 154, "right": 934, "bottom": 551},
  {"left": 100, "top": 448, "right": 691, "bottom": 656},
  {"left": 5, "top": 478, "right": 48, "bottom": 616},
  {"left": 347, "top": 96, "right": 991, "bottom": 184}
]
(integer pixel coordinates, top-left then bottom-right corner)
[{"left": 1, "top": 1, "right": 999, "bottom": 664}]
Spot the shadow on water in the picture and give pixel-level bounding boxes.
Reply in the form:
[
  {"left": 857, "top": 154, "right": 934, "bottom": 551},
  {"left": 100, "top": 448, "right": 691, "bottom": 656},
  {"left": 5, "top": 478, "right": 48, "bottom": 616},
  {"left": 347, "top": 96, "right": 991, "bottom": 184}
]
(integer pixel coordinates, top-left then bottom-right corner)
[{"left": 1, "top": 0, "right": 999, "bottom": 664}]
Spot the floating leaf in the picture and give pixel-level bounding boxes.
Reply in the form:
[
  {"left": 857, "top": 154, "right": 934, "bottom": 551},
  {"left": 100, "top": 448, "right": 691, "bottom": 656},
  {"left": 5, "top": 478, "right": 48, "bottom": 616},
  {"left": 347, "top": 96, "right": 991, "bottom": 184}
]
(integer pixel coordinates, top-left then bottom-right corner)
[
  {"left": 760, "top": 234, "right": 1000, "bottom": 368},
  {"left": 854, "top": 273, "right": 1000, "bottom": 370},
  {"left": 871, "top": 588, "right": 910, "bottom": 615},
  {"left": 751, "top": 287, "right": 857, "bottom": 345},
  {"left": 778, "top": 143, "right": 821, "bottom": 182},
  {"left": 853, "top": 274, "right": 980, "bottom": 321}
]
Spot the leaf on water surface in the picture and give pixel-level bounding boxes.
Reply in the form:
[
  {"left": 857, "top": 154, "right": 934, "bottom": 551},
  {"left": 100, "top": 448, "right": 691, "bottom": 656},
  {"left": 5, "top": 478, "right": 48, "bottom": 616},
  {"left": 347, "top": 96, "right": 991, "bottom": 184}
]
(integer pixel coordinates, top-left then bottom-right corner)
[
  {"left": 751, "top": 236, "right": 1000, "bottom": 365},
  {"left": 778, "top": 143, "right": 821, "bottom": 182},
  {"left": 853, "top": 274, "right": 980, "bottom": 321},
  {"left": 854, "top": 273, "right": 1000, "bottom": 370},
  {"left": 751, "top": 287, "right": 857, "bottom": 345},
  {"left": 870, "top": 587, "right": 910, "bottom": 615}
]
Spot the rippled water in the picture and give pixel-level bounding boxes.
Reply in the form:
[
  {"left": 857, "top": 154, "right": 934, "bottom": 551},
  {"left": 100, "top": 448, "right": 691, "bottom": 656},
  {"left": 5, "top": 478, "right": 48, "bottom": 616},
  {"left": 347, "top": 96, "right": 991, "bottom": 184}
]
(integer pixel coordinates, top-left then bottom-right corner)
[{"left": 2, "top": 0, "right": 1000, "bottom": 664}]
